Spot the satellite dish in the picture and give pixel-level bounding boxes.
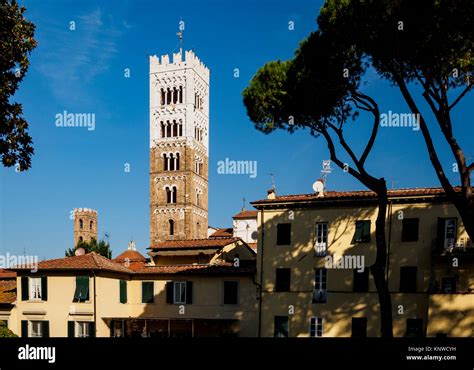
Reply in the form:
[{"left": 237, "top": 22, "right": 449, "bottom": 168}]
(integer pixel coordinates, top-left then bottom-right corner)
[
  {"left": 75, "top": 247, "right": 86, "bottom": 256},
  {"left": 312, "top": 180, "right": 325, "bottom": 197}
]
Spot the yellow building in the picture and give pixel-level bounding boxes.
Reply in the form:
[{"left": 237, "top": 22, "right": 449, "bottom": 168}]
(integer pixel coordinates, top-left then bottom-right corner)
[
  {"left": 251, "top": 187, "right": 474, "bottom": 337},
  {"left": 10, "top": 238, "right": 258, "bottom": 338}
]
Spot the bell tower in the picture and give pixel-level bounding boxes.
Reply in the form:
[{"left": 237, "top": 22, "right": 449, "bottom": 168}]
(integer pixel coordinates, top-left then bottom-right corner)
[
  {"left": 73, "top": 208, "right": 98, "bottom": 246},
  {"left": 149, "top": 50, "right": 209, "bottom": 244}
]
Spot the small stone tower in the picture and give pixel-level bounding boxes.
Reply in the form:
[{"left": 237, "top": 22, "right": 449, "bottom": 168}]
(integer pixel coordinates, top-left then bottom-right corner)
[
  {"left": 74, "top": 208, "right": 98, "bottom": 246},
  {"left": 149, "top": 50, "right": 209, "bottom": 244}
]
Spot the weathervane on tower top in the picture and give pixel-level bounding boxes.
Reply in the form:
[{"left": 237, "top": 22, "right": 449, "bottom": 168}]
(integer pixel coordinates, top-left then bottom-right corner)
[{"left": 176, "top": 19, "right": 184, "bottom": 56}]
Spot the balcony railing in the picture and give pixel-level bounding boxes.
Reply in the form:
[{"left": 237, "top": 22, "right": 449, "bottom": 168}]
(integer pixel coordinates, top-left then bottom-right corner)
[{"left": 433, "top": 237, "right": 474, "bottom": 258}]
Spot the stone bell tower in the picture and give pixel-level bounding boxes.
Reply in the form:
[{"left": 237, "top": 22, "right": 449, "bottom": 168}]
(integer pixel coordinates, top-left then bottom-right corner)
[
  {"left": 73, "top": 208, "right": 98, "bottom": 246},
  {"left": 149, "top": 50, "right": 209, "bottom": 244}
]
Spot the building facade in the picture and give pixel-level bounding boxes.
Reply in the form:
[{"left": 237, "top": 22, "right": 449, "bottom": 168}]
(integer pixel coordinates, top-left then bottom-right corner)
[{"left": 251, "top": 187, "right": 474, "bottom": 337}]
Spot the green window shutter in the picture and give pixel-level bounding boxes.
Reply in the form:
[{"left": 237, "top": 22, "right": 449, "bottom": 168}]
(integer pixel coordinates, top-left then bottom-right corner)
[
  {"left": 42, "top": 321, "right": 49, "bottom": 338},
  {"left": 119, "top": 280, "right": 127, "bottom": 303},
  {"left": 21, "top": 277, "right": 29, "bottom": 301},
  {"left": 89, "top": 322, "right": 96, "bottom": 337},
  {"left": 68, "top": 321, "right": 75, "bottom": 337},
  {"left": 74, "top": 277, "right": 90, "bottom": 302},
  {"left": 166, "top": 282, "right": 174, "bottom": 304},
  {"left": 363, "top": 221, "right": 371, "bottom": 241},
  {"left": 142, "top": 282, "right": 154, "bottom": 303},
  {"left": 21, "top": 320, "right": 28, "bottom": 337},
  {"left": 41, "top": 276, "right": 48, "bottom": 301},
  {"left": 185, "top": 281, "right": 193, "bottom": 304}
]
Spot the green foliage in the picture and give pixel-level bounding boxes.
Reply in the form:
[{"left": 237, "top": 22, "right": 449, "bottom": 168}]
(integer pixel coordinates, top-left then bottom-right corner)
[
  {"left": 0, "top": 0, "right": 37, "bottom": 170},
  {"left": 65, "top": 238, "right": 112, "bottom": 259},
  {"left": 0, "top": 321, "right": 17, "bottom": 337}
]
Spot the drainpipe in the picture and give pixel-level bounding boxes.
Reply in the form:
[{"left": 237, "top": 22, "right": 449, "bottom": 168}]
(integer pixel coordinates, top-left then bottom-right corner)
[
  {"left": 386, "top": 200, "right": 393, "bottom": 281},
  {"left": 92, "top": 270, "right": 97, "bottom": 337},
  {"left": 258, "top": 208, "right": 265, "bottom": 338}
]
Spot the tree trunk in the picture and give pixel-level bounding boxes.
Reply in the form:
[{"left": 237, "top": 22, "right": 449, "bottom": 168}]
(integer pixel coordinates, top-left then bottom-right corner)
[{"left": 370, "top": 185, "right": 393, "bottom": 337}]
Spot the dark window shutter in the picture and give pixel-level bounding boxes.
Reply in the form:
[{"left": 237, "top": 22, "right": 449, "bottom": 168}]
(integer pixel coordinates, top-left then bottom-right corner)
[
  {"left": 276, "top": 224, "right": 291, "bottom": 245},
  {"left": 21, "top": 277, "right": 29, "bottom": 301},
  {"left": 185, "top": 281, "right": 193, "bottom": 304},
  {"left": 119, "top": 280, "right": 127, "bottom": 303},
  {"left": 74, "top": 277, "right": 90, "bottom": 302},
  {"left": 363, "top": 221, "right": 371, "bottom": 241},
  {"left": 166, "top": 282, "right": 174, "bottom": 304},
  {"left": 109, "top": 320, "right": 114, "bottom": 337},
  {"left": 275, "top": 268, "right": 291, "bottom": 292},
  {"left": 41, "top": 276, "right": 48, "bottom": 301},
  {"left": 89, "top": 322, "right": 96, "bottom": 337},
  {"left": 68, "top": 321, "right": 75, "bottom": 337},
  {"left": 21, "top": 320, "right": 28, "bottom": 337},
  {"left": 142, "top": 282, "right": 154, "bottom": 303},
  {"left": 42, "top": 321, "right": 49, "bottom": 338}
]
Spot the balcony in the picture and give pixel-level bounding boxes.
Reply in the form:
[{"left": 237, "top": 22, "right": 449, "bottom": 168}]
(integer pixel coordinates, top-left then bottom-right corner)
[{"left": 432, "top": 237, "right": 474, "bottom": 261}]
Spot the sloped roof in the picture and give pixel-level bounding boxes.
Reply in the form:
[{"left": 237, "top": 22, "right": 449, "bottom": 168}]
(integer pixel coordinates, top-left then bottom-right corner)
[
  {"left": 252, "top": 187, "right": 462, "bottom": 206},
  {"left": 114, "top": 249, "right": 147, "bottom": 262},
  {"left": 0, "top": 269, "right": 16, "bottom": 279},
  {"left": 134, "top": 261, "right": 255, "bottom": 275},
  {"left": 10, "top": 252, "right": 132, "bottom": 274},
  {"left": 149, "top": 238, "right": 240, "bottom": 250},
  {"left": 232, "top": 210, "right": 257, "bottom": 219},
  {"left": 209, "top": 228, "right": 233, "bottom": 238}
]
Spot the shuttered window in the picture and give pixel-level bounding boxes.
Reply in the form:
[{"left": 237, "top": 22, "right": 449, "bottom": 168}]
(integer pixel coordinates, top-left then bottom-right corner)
[
  {"left": 73, "top": 276, "right": 90, "bottom": 302},
  {"left": 119, "top": 280, "right": 127, "bottom": 304},
  {"left": 141, "top": 281, "right": 154, "bottom": 303}
]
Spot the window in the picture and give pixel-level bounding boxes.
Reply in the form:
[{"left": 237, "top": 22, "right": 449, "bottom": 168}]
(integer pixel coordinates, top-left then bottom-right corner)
[
  {"left": 405, "top": 318, "right": 423, "bottom": 337},
  {"left": 400, "top": 266, "right": 417, "bottom": 293},
  {"left": 313, "top": 269, "right": 327, "bottom": 303},
  {"left": 223, "top": 281, "right": 239, "bottom": 305},
  {"left": 119, "top": 280, "right": 127, "bottom": 304},
  {"left": 351, "top": 318, "right": 367, "bottom": 337},
  {"left": 165, "top": 186, "right": 177, "bottom": 204},
  {"left": 29, "top": 277, "right": 42, "bottom": 300},
  {"left": 30, "top": 321, "right": 43, "bottom": 338},
  {"left": 402, "top": 218, "right": 419, "bottom": 242},
  {"left": 309, "top": 317, "right": 323, "bottom": 337},
  {"left": 355, "top": 220, "right": 371, "bottom": 243},
  {"left": 68, "top": 321, "right": 95, "bottom": 338},
  {"left": 353, "top": 269, "right": 369, "bottom": 292},
  {"left": 174, "top": 281, "right": 187, "bottom": 304},
  {"left": 142, "top": 282, "right": 154, "bottom": 303},
  {"left": 73, "top": 276, "right": 90, "bottom": 302},
  {"left": 166, "top": 281, "right": 193, "bottom": 304},
  {"left": 196, "top": 191, "right": 201, "bottom": 207},
  {"left": 315, "top": 222, "right": 328, "bottom": 256},
  {"left": 79, "top": 236, "right": 83, "bottom": 243},
  {"left": 274, "top": 316, "right": 289, "bottom": 338},
  {"left": 437, "top": 218, "right": 458, "bottom": 250},
  {"left": 276, "top": 223, "right": 291, "bottom": 245},
  {"left": 76, "top": 322, "right": 90, "bottom": 338},
  {"left": 169, "top": 219, "right": 175, "bottom": 236},
  {"left": 275, "top": 268, "right": 291, "bottom": 292},
  {"left": 441, "top": 277, "right": 456, "bottom": 293},
  {"left": 79, "top": 219, "right": 83, "bottom": 229},
  {"left": 89, "top": 220, "right": 94, "bottom": 231}
]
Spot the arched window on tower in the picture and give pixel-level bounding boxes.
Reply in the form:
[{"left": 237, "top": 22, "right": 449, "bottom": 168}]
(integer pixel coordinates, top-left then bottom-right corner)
[
  {"left": 169, "top": 153, "right": 175, "bottom": 171},
  {"left": 166, "top": 187, "right": 171, "bottom": 203},
  {"left": 172, "top": 186, "right": 177, "bottom": 203},
  {"left": 79, "top": 236, "right": 83, "bottom": 243},
  {"left": 196, "top": 191, "right": 201, "bottom": 207},
  {"left": 175, "top": 153, "right": 180, "bottom": 170},
  {"left": 166, "top": 121, "right": 172, "bottom": 137},
  {"left": 166, "top": 88, "right": 172, "bottom": 105},
  {"left": 163, "top": 154, "right": 169, "bottom": 171},
  {"left": 160, "top": 88, "right": 165, "bottom": 105},
  {"left": 161, "top": 121, "right": 165, "bottom": 138},
  {"left": 169, "top": 219, "right": 175, "bottom": 236},
  {"left": 179, "top": 86, "right": 183, "bottom": 103},
  {"left": 173, "top": 87, "right": 178, "bottom": 104},
  {"left": 89, "top": 220, "right": 93, "bottom": 230},
  {"left": 79, "top": 219, "right": 83, "bottom": 229},
  {"left": 172, "top": 120, "right": 178, "bottom": 137},
  {"left": 179, "top": 121, "right": 183, "bottom": 136}
]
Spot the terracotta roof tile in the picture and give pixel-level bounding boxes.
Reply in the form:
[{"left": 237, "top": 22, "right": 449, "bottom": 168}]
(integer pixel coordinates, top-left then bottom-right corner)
[
  {"left": 149, "top": 238, "right": 240, "bottom": 250},
  {"left": 209, "top": 228, "right": 233, "bottom": 238},
  {"left": 252, "top": 187, "right": 462, "bottom": 206},
  {"left": 233, "top": 210, "right": 257, "bottom": 219},
  {"left": 10, "top": 252, "right": 132, "bottom": 274},
  {"left": 0, "top": 280, "right": 16, "bottom": 304},
  {"left": 0, "top": 269, "right": 16, "bottom": 279},
  {"left": 114, "top": 250, "right": 147, "bottom": 262},
  {"left": 248, "top": 243, "right": 257, "bottom": 252}
]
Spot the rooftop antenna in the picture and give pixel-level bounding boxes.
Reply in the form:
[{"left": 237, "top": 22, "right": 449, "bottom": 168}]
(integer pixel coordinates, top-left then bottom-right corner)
[
  {"left": 242, "top": 197, "right": 246, "bottom": 212},
  {"left": 320, "top": 160, "right": 332, "bottom": 189},
  {"left": 269, "top": 173, "right": 276, "bottom": 191},
  {"left": 176, "top": 20, "right": 183, "bottom": 56}
]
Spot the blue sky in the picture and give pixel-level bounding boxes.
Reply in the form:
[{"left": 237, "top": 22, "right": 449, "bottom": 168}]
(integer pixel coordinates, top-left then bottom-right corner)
[{"left": 1, "top": 0, "right": 473, "bottom": 259}]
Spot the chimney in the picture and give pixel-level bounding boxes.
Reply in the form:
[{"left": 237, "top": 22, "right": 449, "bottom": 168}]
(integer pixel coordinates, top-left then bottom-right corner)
[{"left": 267, "top": 188, "right": 276, "bottom": 200}]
